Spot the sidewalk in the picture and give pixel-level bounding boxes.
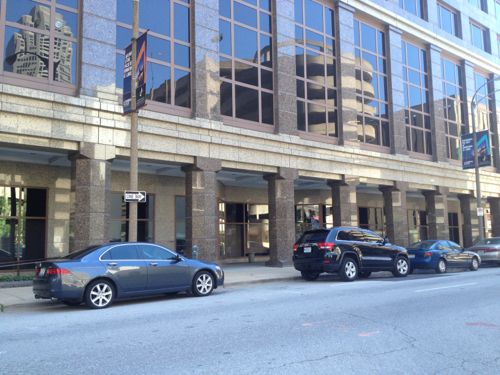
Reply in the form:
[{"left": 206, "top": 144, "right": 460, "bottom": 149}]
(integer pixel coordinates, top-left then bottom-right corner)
[{"left": 0, "top": 262, "right": 299, "bottom": 309}]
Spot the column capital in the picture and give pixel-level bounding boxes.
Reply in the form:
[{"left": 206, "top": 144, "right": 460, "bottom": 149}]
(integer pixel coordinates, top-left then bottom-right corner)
[
  {"left": 379, "top": 181, "right": 408, "bottom": 193},
  {"left": 336, "top": 1, "right": 355, "bottom": 13},
  {"left": 327, "top": 175, "right": 359, "bottom": 187},
  {"left": 422, "top": 186, "right": 449, "bottom": 197},
  {"left": 73, "top": 142, "right": 116, "bottom": 161},
  {"left": 182, "top": 156, "right": 221, "bottom": 173},
  {"left": 386, "top": 25, "right": 402, "bottom": 35},
  {"left": 264, "top": 167, "right": 298, "bottom": 181}
]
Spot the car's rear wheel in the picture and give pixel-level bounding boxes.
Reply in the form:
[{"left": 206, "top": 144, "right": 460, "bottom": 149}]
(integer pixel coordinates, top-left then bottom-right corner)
[
  {"left": 470, "top": 257, "right": 479, "bottom": 271},
  {"left": 435, "top": 259, "right": 447, "bottom": 274},
  {"left": 392, "top": 257, "right": 409, "bottom": 277},
  {"left": 61, "top": 299, "right": 81, "bottom": 306},
  {"left": 340, "top": 257, "right": 358, "bottom": 281},
  {"left": 301, "top": 271, "right": 320, "bottom": 281},
  {"left": 85, "top": 279, "right": 114, "bottom": 309},
  {"left": 192, "top": 271, "right": 214, "bottom": 297},
  {"left": 358, "top": 271, "right": 371, "bottom": 279}
]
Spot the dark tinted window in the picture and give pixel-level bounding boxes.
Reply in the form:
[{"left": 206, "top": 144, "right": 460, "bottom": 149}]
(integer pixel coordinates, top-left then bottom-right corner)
[
  {"left": 337, "top": 231, "right": 350, "bottom": 241},
  {"left": 140, "top": 245, "right": 176, "bottom": 260},
  {"left": 349, "top": 230, "right": 365, "bottom": 242},
  {"left": 362, "top": 230, "right": 383, "bottom": 243},
  {"left": 109, "top": 245, "right": 140, "bottom": 260},
  {"left": 297, "top": 230, "right": 329, "bottom": 243},
  {"left": 101, "top": 251, "right": 111, "bottom": 260},
  {"left": 447, "top": 241, "right": 462, "bottom": 250},
  {"left": 409, "top": 240, "right": 436, "bottom": 249}
]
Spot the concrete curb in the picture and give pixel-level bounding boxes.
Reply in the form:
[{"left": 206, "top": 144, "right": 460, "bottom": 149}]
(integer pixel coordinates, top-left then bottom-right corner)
[{"left": 224, "top": 276, "right": 301, "bottom": 287}]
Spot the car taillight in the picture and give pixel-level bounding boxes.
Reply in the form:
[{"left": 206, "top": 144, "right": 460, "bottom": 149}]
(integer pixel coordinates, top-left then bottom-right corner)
[
  {"left": 318, "top": 242, "right": 335, "bottom": 251},
  {"left": 46, "top": 268, "right": 71, "bottom": 276},
  {"left": 424, "top": 252, "right": 432, "bottom": 257},
  {"left": 293, "top": 244, "right": 299, "bottom": 252}
]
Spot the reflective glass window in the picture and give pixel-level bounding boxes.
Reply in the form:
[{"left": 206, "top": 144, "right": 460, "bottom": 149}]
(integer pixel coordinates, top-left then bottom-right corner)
[
  {"left": 219, "top": 0, "right": 273, "bottom": 125},
  {"left": 437, "top": 3, "right": 459, "bottom": 37},
  {"left": 116, "top": 0, "right": 191, "bottom": 109},
  {"left": 294, "top": 0, "right": 337, "bottom": 136},
  {"left": 109, "top": 193, "right": 155, "bottom": 242},
  {"left": 399, "top": 0, "right": 424, "bottom": 18},
  {"left": 473, "top": 72, "right": 496, "bottom": 168},
  {"left": 470, "top": 22, "right": 489, "bottom": 52}
]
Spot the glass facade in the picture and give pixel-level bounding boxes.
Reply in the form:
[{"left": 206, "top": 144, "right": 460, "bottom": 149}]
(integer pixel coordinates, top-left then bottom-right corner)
[
  {"left": 408, "top": 209, "right": 428, "bottom": 244},
  {"left": 470, "top": 22, "right": 489, "bottom": 53},
  {"left": 469, "top": 0, "right": 487, "bottom": 12},
  {"left": 359, "top": 207, "right": 385, "bottom": 235},
  {"left": 402, "top": 41, "right": 432, "bottom": 155},
  {"left": 294, "top": 0, "right": 337, "bottom": 136},
  {"left": 116, "top": 0, "right": 191, "bottom": 108},
  {"left": 437, "top": 3, "right": 459, "bottom": 37},
  {"left": 399, "top": 0, "right": 424, "bottom": 18},
  {"left": 109, "top": 193, "right": 155, "bottom": 242},
  {"left": 354, "top": 20, "right": 389, "bottom": 147},
  {"left": 219, "top": 0, "right": 274, "bottom": 124},
  {"left": 2, "top": 0, "right": 79, "bottom": 85},
  {"left": 441, "top": 58, "right": 465, "bottom": 160}
]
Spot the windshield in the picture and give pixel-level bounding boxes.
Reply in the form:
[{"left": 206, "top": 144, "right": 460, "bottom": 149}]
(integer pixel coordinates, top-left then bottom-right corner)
[
  {"left": 474, "top": 238, "right": 500, "bottom": 246},
  {"left": 64, "top": 245, "right": 101, "bottom": 259},
  {"left": 297, "top": 230, "right": 329, "bottom": 243},
  {"left": 409, "top": 240, "right": 437, "bottom": 250}
]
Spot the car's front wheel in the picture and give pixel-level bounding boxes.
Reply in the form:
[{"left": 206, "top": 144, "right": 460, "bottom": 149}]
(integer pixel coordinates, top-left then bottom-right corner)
[
  {"left": 84, "top": 279, "right": 114, "bottom": 309},
  {"left": 192, "top": 271, "right": 215, "bottom": 297},
  {"left": 435, "top": 259, "right": 447, "bottom": 274},
  {"left": 340, "top": 257, "right": 358, "bottom": 281},
  {"left": 392, "top": 257, "right": 409, "bottom": 277},
  {"left": 301, "top": 271, "right": 320, "bottom": 281},
  {"left": 470, "top": 257, "right": 479, "bottom": 271}
]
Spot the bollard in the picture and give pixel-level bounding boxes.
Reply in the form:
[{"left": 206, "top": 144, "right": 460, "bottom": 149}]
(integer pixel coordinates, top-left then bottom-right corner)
[{"left": 192, "top": 245, "right": 198, "bottom": 259}]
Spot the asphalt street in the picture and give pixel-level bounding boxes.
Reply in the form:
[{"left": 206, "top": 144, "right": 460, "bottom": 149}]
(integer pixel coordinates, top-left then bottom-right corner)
[{"left": 2, "top": 267, "right": 500, "bottom": 374}]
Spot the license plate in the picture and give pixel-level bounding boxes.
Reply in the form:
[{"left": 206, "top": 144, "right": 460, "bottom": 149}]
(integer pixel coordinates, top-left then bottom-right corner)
[
  {"left": 408, "top": 255, "right": 415, "bottom": 259},
  {"left": 303, "top": 247, "right": 312, "bottom": 253}
]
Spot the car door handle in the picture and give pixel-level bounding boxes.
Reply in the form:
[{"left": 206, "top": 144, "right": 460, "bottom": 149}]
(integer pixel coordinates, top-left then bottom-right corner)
[
  {"left": 150, "top": 262, "right": 158, "bottom": 267},
  {"left": 108, "top": 262, "right": 117, "bottom": 267}
]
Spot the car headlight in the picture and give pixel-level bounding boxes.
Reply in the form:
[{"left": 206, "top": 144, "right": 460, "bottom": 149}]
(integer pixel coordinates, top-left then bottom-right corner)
[{"left": 215, "top": 266, "right": 223, "bottom": 278}]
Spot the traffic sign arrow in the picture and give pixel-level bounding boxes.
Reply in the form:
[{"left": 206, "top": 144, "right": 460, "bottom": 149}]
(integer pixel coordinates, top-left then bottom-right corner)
[{"left": 124, "top": 191, "right": 147, "bottom": 203}]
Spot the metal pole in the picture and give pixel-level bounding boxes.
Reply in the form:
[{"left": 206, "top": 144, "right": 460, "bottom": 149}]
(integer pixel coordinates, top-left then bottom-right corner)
[
  {"left": 128, "top": 0, "right": 139, "bottom": 242},
  {"left": 470, "top": 101, "right": 484, "bottom": 242}
]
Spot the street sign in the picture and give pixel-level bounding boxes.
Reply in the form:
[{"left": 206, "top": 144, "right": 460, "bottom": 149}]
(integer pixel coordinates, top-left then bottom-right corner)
[
  {"left": 461, "top": 130, "right": 492, "bottom": 170},
  {"left": 477, "top": 207, "right": 484, "bottom": 217},
  {"left": 123, "top": 32, "right": 148, "bottom": 114},
  {"left": 124, "top": 191, "right": 147, "bottom": 203}
]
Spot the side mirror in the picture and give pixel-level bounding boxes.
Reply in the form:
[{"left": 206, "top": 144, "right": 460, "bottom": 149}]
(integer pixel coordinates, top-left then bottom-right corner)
[
  {"left": 383, "top": 236, "right": 390, "bottom": 244},
  {"left": 174, "top": 254, "right": 183, "bottom": 262}
]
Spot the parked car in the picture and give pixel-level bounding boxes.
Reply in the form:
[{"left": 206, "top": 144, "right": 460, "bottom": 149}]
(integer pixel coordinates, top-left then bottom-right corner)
[
  {"left": 33, "top": 242, "right": 224, "bottom": 309},
  {"left": 407, "top": 240, "right": 480, "bottom": 273},
  {"left": 292, "top": 227, "right": 410, "bottom": 281},
  {"left": 467, "top": 237, "right": 500, "bottom": 265}
]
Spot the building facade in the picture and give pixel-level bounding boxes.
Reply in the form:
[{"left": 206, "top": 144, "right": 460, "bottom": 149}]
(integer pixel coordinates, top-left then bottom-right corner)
[{"left": 0, "top": 0, "right": 499, "bottom": 267}]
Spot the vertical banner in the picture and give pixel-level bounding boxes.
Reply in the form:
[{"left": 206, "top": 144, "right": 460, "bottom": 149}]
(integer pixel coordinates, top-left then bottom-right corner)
[
  {"left": 461, "top": 130, "right": 492, "bottom": 170},
  {"left": 123, "top": 32, "right": 148, "bottom": 114}
]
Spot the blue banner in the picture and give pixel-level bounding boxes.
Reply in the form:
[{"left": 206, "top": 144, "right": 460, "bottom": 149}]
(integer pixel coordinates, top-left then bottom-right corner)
[
  {"left": 461, "top": 130, "right": 492, "bottom": 170},
  {"left": 123, "top": 32, "right": 147, "bottom": 114}
]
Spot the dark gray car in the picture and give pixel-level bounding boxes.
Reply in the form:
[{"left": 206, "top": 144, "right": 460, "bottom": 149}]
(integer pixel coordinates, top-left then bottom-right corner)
[
  {"left": 33, "top": 242, "right": 224, "bottom": 309},
  {"left": 467, "top": 237, "right": 500, "bottom": 265}
]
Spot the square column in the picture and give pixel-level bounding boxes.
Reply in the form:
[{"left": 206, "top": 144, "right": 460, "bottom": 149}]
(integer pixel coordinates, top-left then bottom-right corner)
[
  {"left": 423, "top": 188, "right": 449, "bottom": 240},
  {"left": 487, "top": 197, "right": 500, "bottom": 237},
  {"left": 336, "top": 2, "right": 358, "bottom": 146},
  {"left": 274, "top": 0, "right": 297, "bottom": 134},
  {"left": 182, "top": 157, "right": 221, "bottom": 262},
  {"left": 386, "top": 26, "right": 408, "bottom": 155},
  {"left": 193, "top": 0, "right": 221, "bottom": 120},
  {"left": 428, "top": 44, "right": 447, "bottom": 162},
  {"left": 380, "top": 182, "right": 409, "bottom": 246},
  {"left": 265, "top": 168, "right": 297, "bottom": 267},
  {"left": 458, "top": 194, "right": 479, "bottom": 247},
  {"left": 328, "top": 176, "right": 359, "bottom": 227},
  {"left": 71, "top": 143, "right": 115, "bottom": 251}
]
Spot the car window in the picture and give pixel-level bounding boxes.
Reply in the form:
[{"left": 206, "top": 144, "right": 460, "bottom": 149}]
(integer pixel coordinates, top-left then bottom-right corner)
[
  {"left": 108, "top": 245, "right": 140, "bottom": 260},
  {"left": 65, "top": 245, "right": 101, "bottom": 259},
  {"left": 436, "top": 242, "right": 451, "bottom": 251},
  {"left": 337, "top": 231, "right": 350, "bottom": 241},
  {"left": 479, "top": 238, "right": 500, "bottom": 245},
  {"left": 409, "top": 241, "right": 436, "bottom": 250},
  {"left": 297, "top": 230, "right": 329, "bottom": 243},
  {"left": 362, "top": 230, "right": 383, "bottom": 243},
  {"left": 101, "top": 250, "right": 111, "bottom": 260},
  {"left": 140, "top": 245, "right": 177, "bottom": 260},
  {"left": 348, "top": 230, "right": 365, "bottom": 242},
  {"left": 447, "top": 241, "right": 462, "bottom": 250}
]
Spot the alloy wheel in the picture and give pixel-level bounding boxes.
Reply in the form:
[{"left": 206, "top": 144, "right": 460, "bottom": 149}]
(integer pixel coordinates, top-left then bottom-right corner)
[
  {"left": 345, "top": 261, "right": 357, "bottom": 279},
  {"left": 194, "top": 272, "right": 214, "bottom": 296},
  {"left": 471, "top": 257, "right": 479, "bottom": 271},
  {"left": 397, "top": 258, "right": 409, "bottom": 275},
  {"left": 89, "top": 282, "right": 113, "bottom": 308}
]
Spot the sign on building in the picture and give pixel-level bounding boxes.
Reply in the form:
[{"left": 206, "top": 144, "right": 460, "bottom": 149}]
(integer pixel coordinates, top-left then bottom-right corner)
[
  {"left": 123, "top": 32, "right": 148, "bottom": 114},
  {"left": 124, "top": 191, "right": 147, "bottom": 203},
  {"left": 461, "top": 130, "right": 492, "bottom": 170}
]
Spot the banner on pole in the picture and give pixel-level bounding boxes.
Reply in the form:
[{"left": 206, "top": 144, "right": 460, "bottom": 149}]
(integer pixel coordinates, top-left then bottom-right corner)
[
  {"left": 461, "top": 130, "right": 491, "bottom": 170},
  {"left": 123, "top": 32, "right": 148, "bottom": 114}
]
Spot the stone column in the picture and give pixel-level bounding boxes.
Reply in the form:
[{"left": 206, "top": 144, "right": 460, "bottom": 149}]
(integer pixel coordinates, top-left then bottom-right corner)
[
  {"left": 193, "top": 0, "right": 221, "bottom": 120},
  {"left": 380, "top": 182, "right": 409, "bottom": 246},
  {"left": 182, "top": 157, "right": 221, "bottom": 262},
  {"left": 273, "top": 0, "right": 297, "bottom": 134},
  {"left": 336, "top": 2, "right": 358, "bottom": 146},
  {"left": 328, "top": 176, "right": 359, "bottom": 227},
  {"left": 423, "top": 188, "right": 449, "bottom": 239},
  {"left": 386, "top": 25, "right": 408, "bottom": 155},
  {"left": 428, "top": 44, "right": 447, "bottom": 162},
  {"left": 71, "top": 143, "right": 115, "bottom": 251},
  {"left": 265, "top": 168, "right": 297, "bottom": 267},
  {"left": 487, "top": 197, "right": 500, "bottom": 237},
  {"left": 80, "top": 0, "right": 117, "bottom": 99},
  {"left": 458, "top": 193, "right": 479, "bottom": 247}
]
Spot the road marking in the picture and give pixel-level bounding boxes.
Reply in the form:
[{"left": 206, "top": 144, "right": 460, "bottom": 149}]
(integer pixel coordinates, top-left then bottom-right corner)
[{"left": 415, "top": 282, "right": 477, "bottom": 293}]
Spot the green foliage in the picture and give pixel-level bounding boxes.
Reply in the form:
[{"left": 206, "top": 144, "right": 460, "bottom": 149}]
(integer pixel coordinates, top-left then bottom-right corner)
[{"left": 0, "top": 274, "right": 34, "bottom": 282}]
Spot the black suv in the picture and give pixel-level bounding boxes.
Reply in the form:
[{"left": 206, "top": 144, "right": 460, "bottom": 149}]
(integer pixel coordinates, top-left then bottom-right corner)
[{"left": 293, "top": 227, "right": 410, "bottom": 281}]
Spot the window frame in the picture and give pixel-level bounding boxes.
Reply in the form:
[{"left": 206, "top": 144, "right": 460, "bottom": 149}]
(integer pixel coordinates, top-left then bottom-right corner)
[
  {"left": 469, "top": 20, "right": 490, "bottom": 53},
  {"left": 399, "top": 0, "right": 426, "bottom": 19},
  {"left": 0, "top": 0, "right": 80, "bottom": 95},
  {"left": 437, "top": 2, "right": 460, "bottom": 38}
]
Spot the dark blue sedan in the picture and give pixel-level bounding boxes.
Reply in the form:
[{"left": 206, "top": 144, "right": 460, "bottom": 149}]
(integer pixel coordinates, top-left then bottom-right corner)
[
  {"left": 407, "top": 240, "right": 481, "bottom": 274},
  {"left": 33, "top": 242, "right": 224, "bottom": 309}
]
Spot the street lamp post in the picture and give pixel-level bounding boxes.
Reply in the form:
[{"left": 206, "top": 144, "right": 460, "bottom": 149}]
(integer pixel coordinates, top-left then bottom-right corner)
[
  {"left": 128, "top": 0, "right": 139, "bottom": 242},
  {"left": 470, "top": 75, "right": 500, "bottom": 242}
]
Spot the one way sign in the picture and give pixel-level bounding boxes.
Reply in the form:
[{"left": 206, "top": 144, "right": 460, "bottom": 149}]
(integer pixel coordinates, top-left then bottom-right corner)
[{"left": 124, "top": 191, "right": 147, "bottom": 203}]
